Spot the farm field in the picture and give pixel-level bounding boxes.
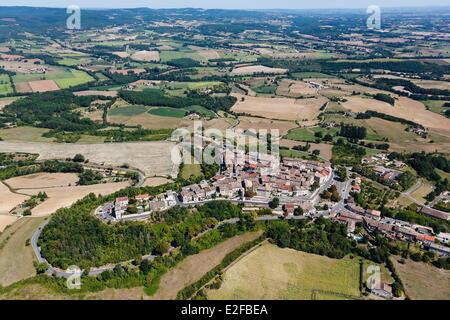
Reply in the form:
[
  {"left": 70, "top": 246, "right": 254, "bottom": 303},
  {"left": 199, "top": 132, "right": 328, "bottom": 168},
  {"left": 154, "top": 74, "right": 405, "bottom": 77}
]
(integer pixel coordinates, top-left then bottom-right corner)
[
  {"left": 0, "top": 126, "right": 54, "bottom": 143},
  {"left": 148, "top": 107, "right": 187, "bottom": 118},
  {"left": 231, "top": 93, "right": 326, "bottom": 121},
  {"left": 392, "top": 258, "right": 450, "bottom": 300},
  {"left": 280, "top": 140, "right": 333, "bottom": 161},
  {"left": 5, "top": 173, "right": 79, "bottom": 190},
  {"left": 0, "top": 140, "right": 176, "bottom": 177},
  {"left": 0, "top": 74, "right": 13, "bottom": 95},
  {"left": 152, "top": 231, "right": 263, "bottom": 300},
  {"left": 341, "top": 96, "right": 450, "bottom": 136},
  {"left": 230, "top": 65, "right": 287, "bottom": 76},
  {"left": 236, "top": 116, "right": 297, "bottom": 136},
  {"left": 0, "top": 217, "right": 46, "bottom": 286},
  {"left": 130, "top": 51, "right": 160, "bottom": 62},
  {"left": 18, "top": 181, "right": 130, "bottom": 216},
  {"left": 206, "top": 243, "right": 361, "bottom": 300},
  {"left": 142, "top": 177, "right": 173, "bottom": 187},
  {"left": 180, "top": 164, "right": 202, "bottom": 180},
  {"left": 0, "top": 182, "right": 29, "bottom": 215},
  {"left": 0, "top": 214, "right": 18, "bottom": 232}
]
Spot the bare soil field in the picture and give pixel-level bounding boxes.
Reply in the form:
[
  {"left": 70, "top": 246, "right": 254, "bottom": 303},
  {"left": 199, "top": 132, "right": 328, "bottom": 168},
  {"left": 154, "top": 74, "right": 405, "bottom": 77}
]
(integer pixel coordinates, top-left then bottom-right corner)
[
  {"left": 276, "top": 79, "right": 318, "bottom": 97},
  {"left": 231, "top": 93, "right": 327, "bottom": 121},
  {"left": 0, "top": 217, "right": 46, "bottom": 286},
  {"left": 206, "top": 243, "right": 360, "bottom": 300},
  {"left": 131, "top": 51, "right": 160, "bottom": 62},
  {"left": 142, "top": 177, "right": 173, "bottom": 187},
  {"left": 28, "top": 80, "right": 59, "bottom": 93},
  {"left": 0, "top": 182, "right": 29, "bottom": 215},
  {"left": 0, "top": 141, "right": 176, "bottom": 177},
  {"left": 231, "top": 65, "right": 287, "bottom": 76},
  {"left": 392, "top": 258, "right": 450, "bottom": 300},
  {"left": 15, "top": 81, "right": 32, "bottom": 93},
  {"left": 74, "top": 90, "right": 118, "bottom": 97},
  {"left": 18, "top": 181, "right": 130, "bottom": 216},
  {"left": 5, "top": 172, "right": 79, "bottom": 190},
  {"left": 341, "top": 96, "right": 450, "bottom": 136},
  {"left": 152, "top": 231, "right": 263, "bottom": 300}
]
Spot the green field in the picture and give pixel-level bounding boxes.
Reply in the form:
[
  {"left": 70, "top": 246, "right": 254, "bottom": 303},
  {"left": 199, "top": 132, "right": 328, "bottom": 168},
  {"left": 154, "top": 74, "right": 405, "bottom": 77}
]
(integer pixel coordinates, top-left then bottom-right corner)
[
  {"left": 0, "top": 74, "right": 13, "bottom": 95},
  {"left": 206, "top": 244, "right": 362, "bottom": 300},
  {"left": 148, "top": 107, "right": 187, "bottom": 118},
  {"left": 292, "top": 72, "right": 335, "bottom": 79},
  {"left": 160, "top": 50, "right": 205, "bottom": 62},
  {"left": 180, "top": 163, "right": 203, "bottom": 180},
  {"left": 109, "top": 105, "right": 148, "bottom": 117},
  {"left": 54, "top": 70, "right": 94, "bottom": 89},
  {"left": 284, "top": 126, "right": 339, "bottom": 142},
  {"left": 422, "top": 100, "right": 449, "bottom": 116}
]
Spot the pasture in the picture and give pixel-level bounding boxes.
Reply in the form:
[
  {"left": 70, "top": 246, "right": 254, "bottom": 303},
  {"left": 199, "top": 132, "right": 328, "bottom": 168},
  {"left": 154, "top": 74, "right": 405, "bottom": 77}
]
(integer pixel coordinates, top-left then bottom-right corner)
[
  {"left": 152, "top": 231, "right": 263, "bottom": 300},
  {"left": 206, "top": 243, "right": 361, "bottom": 300},
  {"left": 0, "top": 217, "right": 46, "bottom": 286},
  {"left": 392, "top": 258, "right": 450, "bottom": 300}
]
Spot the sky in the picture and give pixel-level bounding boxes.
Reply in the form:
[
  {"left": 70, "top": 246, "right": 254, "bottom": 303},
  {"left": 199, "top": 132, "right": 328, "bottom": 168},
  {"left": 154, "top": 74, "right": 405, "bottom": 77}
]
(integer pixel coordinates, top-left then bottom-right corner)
[{"left": 3, "top": 0, "right": 450, "bottom": 9}]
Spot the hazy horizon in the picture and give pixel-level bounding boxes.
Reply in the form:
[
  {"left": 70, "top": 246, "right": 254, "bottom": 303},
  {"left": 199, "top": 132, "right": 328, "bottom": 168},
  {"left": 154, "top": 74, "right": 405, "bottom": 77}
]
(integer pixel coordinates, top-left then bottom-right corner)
[{"left": 2, "top": 1, "right": 450, "bottom": 10}]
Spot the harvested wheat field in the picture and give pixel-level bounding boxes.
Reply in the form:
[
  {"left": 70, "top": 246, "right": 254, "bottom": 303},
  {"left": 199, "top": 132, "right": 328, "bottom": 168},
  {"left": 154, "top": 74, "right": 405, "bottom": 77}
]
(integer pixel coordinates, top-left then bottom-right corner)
[
  {"left": 392, "top": 258, "right": 450, "bottom": 300},
  {"left": 0, "top": 141, "right": 176, "bottom": 177},
  {"left": 341, "top": 96, "right": 450, "bottom": 136},
  {"left": 152, "top": 231, "right": 263, "bottom": 300},
  {"left": 112, "top": 51, "right": 130, "bottom": 58},
  {"left": 0, "top": 215, "right": 18, "bottom": 232},
  {"left": 74, "top": 90, "right": 118, "bottom": 97},
  {"left": 28, "top": 80, "right": 59, "bottom": 93},
  {"left": 18, "top": 181, "right": 130, "bottom": 216},
  {"left": 5, "top": 172, "right": 79, "bottom": 190},
  {"left": 0, "top": 182, "right": 29, "bottom": 215},
  {"left": 231, "top": 94, "right": 327, "bottom": 121},
  {"left": 131, "top": 50, "right": 160, "bottom": 62},
  {"left": 231, "top": 65, "right": 287, "bottom": 76},
  {"left": 198, "top": 49, "right": 220, "bottom": 60},
  {"left": 237, "top": 116, "right": 297, "bottom": 136},
  {"left": 277, "top": 79, "right": 318, "bottom": 97},
  {"left": 206, "top": 243, "right": 361, "bottom": 300},
  {"left": 142, "top": 177, "right": 173, "bottom": 187}
]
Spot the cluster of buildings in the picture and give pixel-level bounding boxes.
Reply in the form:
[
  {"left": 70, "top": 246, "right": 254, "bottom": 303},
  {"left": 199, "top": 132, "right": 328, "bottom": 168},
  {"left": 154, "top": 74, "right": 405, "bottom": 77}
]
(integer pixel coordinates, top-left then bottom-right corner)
[
  {"left": 179, "top": 155, "right": 332, "bottom": 215},
  {"left": 362, "top": 153, "right": 406, "bottom": 170},
  {"left": 100, "top": 191, "right": 178, "bottom": 220},
  {"left": 99, "top": 154, "right": 334, "bottom": 221},
  {"left": 333, "top": 204, "right": 450, "bottom": 257}
]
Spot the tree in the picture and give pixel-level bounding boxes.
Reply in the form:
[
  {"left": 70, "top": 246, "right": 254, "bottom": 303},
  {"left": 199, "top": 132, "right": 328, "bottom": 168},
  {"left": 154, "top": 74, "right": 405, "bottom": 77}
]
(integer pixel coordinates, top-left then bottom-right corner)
[
  {"left": 294, "top": 207, "right": 304, "bottom": 216},
  {"left": 73, "top": 154, "right": 85, "bottom": 163},
  {"left": 33, "top": 261, "right": 48, "bottom": 274},
  {"left": 312, "top": 149, "right": 321, "bottom": 156},
  {"left": 269, "top": 197, "right": 280, "bottom": 209}
]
